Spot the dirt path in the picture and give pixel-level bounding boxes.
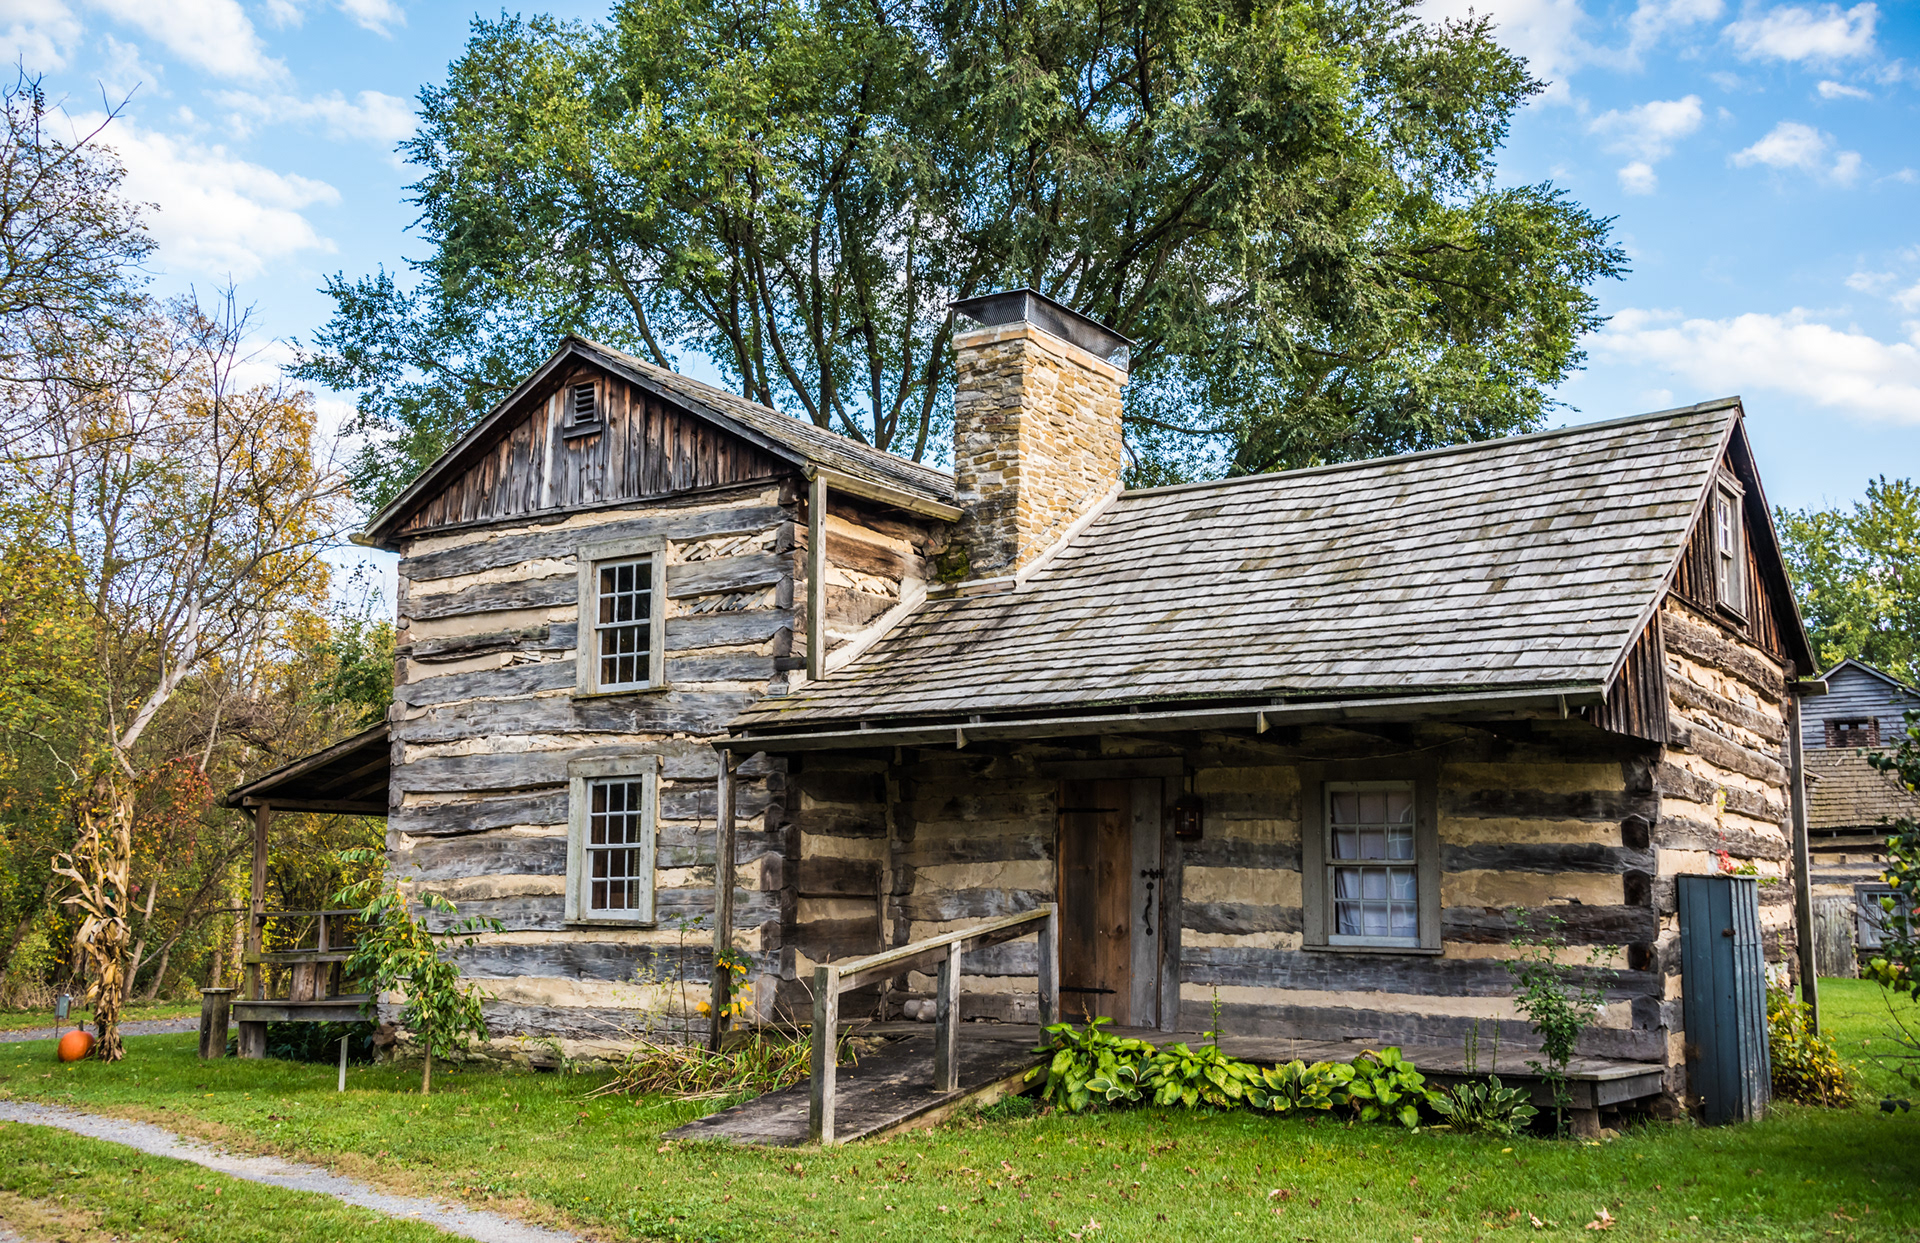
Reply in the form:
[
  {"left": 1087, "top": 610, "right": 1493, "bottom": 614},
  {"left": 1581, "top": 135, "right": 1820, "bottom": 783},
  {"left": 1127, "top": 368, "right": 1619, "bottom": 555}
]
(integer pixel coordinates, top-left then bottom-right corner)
[
  {"left": 0, "top": 1102, "right": 580, "bottom": 1243},
  {"left": 0, "top": 1018, "right": 197, "bottom": 1044}
]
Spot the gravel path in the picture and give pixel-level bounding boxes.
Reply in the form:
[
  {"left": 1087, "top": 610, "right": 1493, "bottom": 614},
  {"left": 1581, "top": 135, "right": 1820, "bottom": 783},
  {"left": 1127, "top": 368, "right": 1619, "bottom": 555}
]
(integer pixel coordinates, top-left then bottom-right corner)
[
  {"left": 0, "top": 1102, "right": 580, "bottom": 1243},
  {"left": 0, "top": 1018, "right": 197, "bottom": 1044}
]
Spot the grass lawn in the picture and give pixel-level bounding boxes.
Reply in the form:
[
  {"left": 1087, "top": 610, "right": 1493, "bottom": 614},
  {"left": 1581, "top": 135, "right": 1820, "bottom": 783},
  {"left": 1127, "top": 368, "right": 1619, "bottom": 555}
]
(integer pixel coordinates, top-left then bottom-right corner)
[
  {"left": 0, "top": 1121, "right": 454, "bottom": 1243},
  {"left": 0, "top": 999, "right": 199, "bottom": 1033},
  {"left": 0, "top": 981, "right": 1910, "bottom": 1242}
]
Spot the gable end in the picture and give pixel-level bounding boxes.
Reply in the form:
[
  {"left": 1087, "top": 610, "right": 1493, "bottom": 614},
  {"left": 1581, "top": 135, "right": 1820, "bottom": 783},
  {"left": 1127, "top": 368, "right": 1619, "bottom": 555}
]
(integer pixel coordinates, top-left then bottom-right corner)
[{"left": 391, "top": 361, "right": 795, "bottom": 540}]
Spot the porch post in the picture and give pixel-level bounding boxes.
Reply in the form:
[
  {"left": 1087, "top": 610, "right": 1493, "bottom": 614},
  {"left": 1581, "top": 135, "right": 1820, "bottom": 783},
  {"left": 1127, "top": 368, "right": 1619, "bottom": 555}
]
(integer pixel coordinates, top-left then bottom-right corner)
[
  {"left": 806, "top": 471, "right": 827, "bottom": 679},
  {"left": 709, "top": 752, "right": 737, "bottom": 1051},
  {"left": 1787, "top": 693, "right": 1820, "bottom": 1032},
  {"left": 809, "top": 964, "right": 840, "bottom": 1145},
  {"left": 1037, "top": 904, "right": 1059, "bottom": 1029},
  {"left": 239, "top": 801, "right": 271, "bottom": 1059},
  {"left": 934, "top": 941, "right": 963, "bottom": 1093}
]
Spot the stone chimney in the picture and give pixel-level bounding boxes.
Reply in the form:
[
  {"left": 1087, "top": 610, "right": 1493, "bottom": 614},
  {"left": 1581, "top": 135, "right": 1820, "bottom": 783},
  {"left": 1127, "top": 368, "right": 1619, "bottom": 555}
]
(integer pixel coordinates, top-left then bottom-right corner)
[{"left": 948, "top": 289, "right": 1131, "bottom": 580}]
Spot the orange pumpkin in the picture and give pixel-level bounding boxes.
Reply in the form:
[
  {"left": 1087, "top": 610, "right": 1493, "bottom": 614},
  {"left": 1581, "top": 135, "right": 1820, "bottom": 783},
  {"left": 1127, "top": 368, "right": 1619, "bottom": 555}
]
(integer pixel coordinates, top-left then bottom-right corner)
[{"left": 56, "top": 1029, "right": 94, "bottom": 1062}]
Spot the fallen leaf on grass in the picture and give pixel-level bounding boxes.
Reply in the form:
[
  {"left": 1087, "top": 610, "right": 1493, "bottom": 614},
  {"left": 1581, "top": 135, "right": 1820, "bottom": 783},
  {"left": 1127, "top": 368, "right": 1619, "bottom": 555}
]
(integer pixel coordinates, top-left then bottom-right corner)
[
  {"left": 1585, "top": 1208, "right": 1616, "bottom": 1231},
  {"left": 1269, "top": 1189, "right": 1294, "bottom": 1201},
  {"left": 1530, "top": 1214, "right": 1546, "bottom": 1229}
]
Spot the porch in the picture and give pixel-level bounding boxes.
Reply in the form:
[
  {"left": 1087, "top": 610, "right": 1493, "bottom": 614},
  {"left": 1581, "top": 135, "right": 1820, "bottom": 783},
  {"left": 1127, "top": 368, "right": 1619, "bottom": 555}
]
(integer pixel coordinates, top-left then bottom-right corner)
[{"left": 668, "top": 1017, "right": 1667, "bottom": 1147}]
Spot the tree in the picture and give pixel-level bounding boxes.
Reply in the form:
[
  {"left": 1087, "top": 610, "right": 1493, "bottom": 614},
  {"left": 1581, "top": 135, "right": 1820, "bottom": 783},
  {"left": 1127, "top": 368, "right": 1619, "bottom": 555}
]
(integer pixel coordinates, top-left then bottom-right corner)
[
  {"left": 297, "top": 0, "right": 1624, "bottom": 508},
  {"left": 337, "top": 848, "right": 500, "bottom": 1094},
  {"left": 1777, "top": 477, "right": 1920, "bottom": 684},
  {"left": 0, "top": 71, "right": 152, "bottom": 388},
  {"left": 4, "top": 295, "right": 346, "bottom": 1059}
]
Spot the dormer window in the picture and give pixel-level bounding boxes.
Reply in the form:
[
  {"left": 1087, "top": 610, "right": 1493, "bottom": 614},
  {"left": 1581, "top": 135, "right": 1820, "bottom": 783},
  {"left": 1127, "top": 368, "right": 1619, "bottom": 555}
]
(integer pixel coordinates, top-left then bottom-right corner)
[
  {"left": 1712, "top": 479, "right": 1745, "bottom": 616},
  {"left": 563, "top": 380, "right": 602, "bottom": 437},
  {"left": 1827, "top": 718, "right": 1880, "bottom": 748}
]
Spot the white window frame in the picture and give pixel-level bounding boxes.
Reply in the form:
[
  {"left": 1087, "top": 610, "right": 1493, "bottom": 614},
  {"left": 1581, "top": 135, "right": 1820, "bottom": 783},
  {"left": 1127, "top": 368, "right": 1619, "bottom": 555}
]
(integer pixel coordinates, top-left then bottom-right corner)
[
  {"left": 576, "top": 536, "right": 667, "bottom": 695},
  {"left": 565, "top": 755, "right": 660, "bottom": 925},
  {"left": 1856, "top": 883, "right": 1912, "bottom": 953},
  {"left": 1712, "top": 477, "right": 1746, "bottom": 618},
  {"left": 1301, "top": 770, "right": 1441, "bottom": 954}
]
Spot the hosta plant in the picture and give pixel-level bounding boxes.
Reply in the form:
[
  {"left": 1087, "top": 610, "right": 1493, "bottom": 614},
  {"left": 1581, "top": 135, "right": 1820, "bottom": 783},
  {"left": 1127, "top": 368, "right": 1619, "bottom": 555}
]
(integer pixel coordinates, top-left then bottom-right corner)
[
  {"left": 1432, "top": 1075, "right": 1538, "bottom": 1136},
  {"left": 1245, "top": 1058, "right": 1353, "bottom": 1114},
  {"left": 1026, "top": 1017, "right": 1155, "bottom": 1113},
  {"left": 1344, "top": 1047, "right": 1439, "bottom": 1128},
  {"left": 1145, "top": 1040, "right": 1267, "bottom": 1108}
]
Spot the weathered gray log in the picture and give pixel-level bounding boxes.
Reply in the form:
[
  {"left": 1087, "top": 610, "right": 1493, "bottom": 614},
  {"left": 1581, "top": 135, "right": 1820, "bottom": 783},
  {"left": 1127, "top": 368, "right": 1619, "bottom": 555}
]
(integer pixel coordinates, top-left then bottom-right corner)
[{"left": 402, "top": 503, "right": 790, "bottom": 582}]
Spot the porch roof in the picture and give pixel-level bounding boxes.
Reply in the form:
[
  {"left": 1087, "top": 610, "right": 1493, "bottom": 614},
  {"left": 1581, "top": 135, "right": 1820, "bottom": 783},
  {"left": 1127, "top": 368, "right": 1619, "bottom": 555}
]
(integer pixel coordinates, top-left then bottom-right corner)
[
  {"left": 733, "top": 400, "right": 1745, "bottom": 737},
  {"left": 220, "top": 723, "right": 389, "bottom": 816}
]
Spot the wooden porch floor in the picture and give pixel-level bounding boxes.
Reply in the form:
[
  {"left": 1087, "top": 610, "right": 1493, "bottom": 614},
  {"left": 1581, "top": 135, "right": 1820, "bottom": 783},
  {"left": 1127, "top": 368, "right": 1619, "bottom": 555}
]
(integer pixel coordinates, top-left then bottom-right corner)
[{"left": 664, "top": 1021, "right": 1668, "bottom": 1147}]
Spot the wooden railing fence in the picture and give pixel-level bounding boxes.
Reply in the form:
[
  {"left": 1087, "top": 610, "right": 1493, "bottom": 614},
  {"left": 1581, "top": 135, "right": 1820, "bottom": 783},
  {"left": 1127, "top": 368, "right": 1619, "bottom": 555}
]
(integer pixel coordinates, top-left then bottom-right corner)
[{"left": 809, "top": 905, "right": 1058, "bottom": 1145}]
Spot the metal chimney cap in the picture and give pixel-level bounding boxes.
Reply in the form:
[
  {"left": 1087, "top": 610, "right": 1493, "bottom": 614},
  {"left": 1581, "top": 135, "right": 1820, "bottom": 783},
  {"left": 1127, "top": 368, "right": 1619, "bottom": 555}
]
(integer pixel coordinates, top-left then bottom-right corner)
[{"left": 950, "top": 288, "right": 1133, "bottom": 369}]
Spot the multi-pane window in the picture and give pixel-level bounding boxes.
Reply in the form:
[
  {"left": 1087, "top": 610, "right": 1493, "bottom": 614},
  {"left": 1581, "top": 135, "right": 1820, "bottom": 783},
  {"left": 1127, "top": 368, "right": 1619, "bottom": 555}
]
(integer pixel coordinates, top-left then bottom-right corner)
[
  {"left": 1713, "top": 483, "right": 1745, "bottom": 614},
  {"left": 566, "top": 756, "right": 657, "bottom": 925},
  {"left": 1827, "top": 718, "right": 1880, "bottom": 749},
  {"left": 577, "top": 536, "right": 664, "bottom": 695},
  {"left": 596, "top": 557, "right": 653, "bottom": 689},
  {"left": 586, "top": 777, "right": 647, "bottom": 913},
  {"left": 1328, "top": 783, "right": 1419, "bottom": 945}
]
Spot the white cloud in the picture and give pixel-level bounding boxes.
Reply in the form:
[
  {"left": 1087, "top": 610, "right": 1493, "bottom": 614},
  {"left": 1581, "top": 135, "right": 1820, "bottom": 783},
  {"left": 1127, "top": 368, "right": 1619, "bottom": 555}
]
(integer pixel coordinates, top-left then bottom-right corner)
[
  {"left": 82, "top": 0, "right": 282, "bottom": 81},
  {"left": 1847, "top": 270, "right": 1894, "bottom": 293},
  {"left": 1619, "top": 161, "right": 1659, "bottom": 193},
  {"left": 0, "top": 0, "right": 81, "bottom": 70},
  {"left": 214, "top": 89, "right": 414, "bottom": 147},
  {"left": 83, "top": 115, "right": 337, "bottom": 279},
  {"left": 1816, "top": 79, "right": 1872, "bottom": 99},
  {"left": 1589, "top": 96, "right": 1703, "bottom": 193},
  {"left": 1594, "top": 307, "right": 1920, "bottom": 423},
  {"left": 1627, "top": 0, "right": 1724, "bottom": 56},
  {"left": 258, "top": 0, "right": 403, "bottom": 35},
  {"left": 336, "top": 0, "right": 402, "bottom": 36},
  {"left": 1725, "top": 2, "right": 1877, "bottom": 63},
  {"left": 1419, "top": 0, "right": 1592, "bottom": 100},
  {"left": 1731, "top": 119, "right": 1862, "bottom": 182},
  {"left": 1895, "top": 283, "right": 1920, "bottom": 313}
]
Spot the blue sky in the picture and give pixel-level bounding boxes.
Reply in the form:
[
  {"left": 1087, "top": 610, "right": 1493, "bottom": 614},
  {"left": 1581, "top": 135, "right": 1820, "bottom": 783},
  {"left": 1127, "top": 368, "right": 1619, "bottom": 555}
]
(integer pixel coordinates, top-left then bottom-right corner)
[{"left": 6, "top": 0, "right": 1915, "bottom": 551}]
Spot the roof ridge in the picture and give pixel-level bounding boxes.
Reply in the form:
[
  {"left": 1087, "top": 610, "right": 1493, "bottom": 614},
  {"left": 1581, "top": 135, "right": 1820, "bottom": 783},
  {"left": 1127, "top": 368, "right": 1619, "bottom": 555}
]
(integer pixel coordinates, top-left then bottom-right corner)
[{"left": 1118, "top": 398, "right": 1743, "bottom": 502}]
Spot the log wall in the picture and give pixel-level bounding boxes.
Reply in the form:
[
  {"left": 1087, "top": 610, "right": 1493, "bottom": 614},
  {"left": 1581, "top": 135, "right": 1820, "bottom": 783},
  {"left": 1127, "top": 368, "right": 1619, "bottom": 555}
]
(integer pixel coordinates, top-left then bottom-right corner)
[
  {"left": 390, "top": 482, "right": 803, "bottom": 1051},
  {"left": 781, "top": 721, "right": 1674, "bottom": 1068}
]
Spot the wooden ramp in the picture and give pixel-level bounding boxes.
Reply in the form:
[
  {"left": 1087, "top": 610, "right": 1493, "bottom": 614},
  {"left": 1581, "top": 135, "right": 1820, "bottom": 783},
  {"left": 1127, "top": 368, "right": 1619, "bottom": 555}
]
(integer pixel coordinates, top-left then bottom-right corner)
[{"left": 666, "top": 1032, "right": 1043, "bottom": 1147}]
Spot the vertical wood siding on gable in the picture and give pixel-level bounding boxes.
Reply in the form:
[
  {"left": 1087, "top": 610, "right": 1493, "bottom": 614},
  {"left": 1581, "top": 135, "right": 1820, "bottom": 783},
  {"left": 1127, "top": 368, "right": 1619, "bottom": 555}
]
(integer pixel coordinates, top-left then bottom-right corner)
[
  {"left": 1668, "top": 483, "right": 1795, "bottom": 665},
  {"left": 399, "top": 369, "right": 791, "bottom": 537}
]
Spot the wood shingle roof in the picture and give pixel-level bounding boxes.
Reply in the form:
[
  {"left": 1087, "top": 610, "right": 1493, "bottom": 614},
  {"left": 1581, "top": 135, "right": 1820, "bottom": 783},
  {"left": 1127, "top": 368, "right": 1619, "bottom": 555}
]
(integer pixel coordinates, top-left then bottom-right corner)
[{"left": 734, "top": 400, "right": 1744, "bottom": 733}]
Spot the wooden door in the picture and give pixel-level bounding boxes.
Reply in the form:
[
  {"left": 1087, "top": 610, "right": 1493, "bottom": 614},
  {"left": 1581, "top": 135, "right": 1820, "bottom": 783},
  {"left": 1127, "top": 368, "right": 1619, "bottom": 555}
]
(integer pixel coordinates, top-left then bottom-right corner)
[{"left": 1058, "top": 779, "right": 1162, "bottom": 1026}]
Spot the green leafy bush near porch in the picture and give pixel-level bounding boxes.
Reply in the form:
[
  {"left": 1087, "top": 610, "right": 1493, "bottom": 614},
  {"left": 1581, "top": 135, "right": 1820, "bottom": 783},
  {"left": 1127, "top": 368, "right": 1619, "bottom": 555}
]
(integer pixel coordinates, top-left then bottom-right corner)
[{"left": 1026, "top": 1018, "right": 1438, "bottom": 1127}]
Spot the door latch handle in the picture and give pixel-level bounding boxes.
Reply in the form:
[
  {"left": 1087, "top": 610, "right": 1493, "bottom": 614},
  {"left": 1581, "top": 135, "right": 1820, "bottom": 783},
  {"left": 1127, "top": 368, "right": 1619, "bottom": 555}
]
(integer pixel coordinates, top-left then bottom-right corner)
[{"left": 1141, "top": 868, "right": 1166, "bottom": 936}]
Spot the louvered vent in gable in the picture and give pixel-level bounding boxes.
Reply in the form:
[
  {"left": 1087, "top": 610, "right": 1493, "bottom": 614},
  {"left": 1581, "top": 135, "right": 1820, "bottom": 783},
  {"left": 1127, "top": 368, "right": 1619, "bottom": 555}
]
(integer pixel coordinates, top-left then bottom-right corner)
[{"left": 563, "top": 379, "right": 602, "bottom": 437}]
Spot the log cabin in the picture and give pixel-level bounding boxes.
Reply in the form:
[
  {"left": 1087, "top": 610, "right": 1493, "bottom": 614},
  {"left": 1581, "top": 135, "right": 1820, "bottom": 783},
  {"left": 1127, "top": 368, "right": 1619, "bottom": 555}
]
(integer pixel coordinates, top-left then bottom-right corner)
[{"left": 240, "top": 289, "right": 1822, "bottom": 1116}]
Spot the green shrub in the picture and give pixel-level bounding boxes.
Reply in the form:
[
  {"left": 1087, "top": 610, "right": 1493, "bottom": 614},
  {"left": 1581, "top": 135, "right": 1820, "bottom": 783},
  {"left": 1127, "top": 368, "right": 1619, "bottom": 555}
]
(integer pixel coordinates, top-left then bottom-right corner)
[
  {"left": 1144, "top": 1040, "right": 1265, "bottom": 1109},
  {"left": 1432, "top": 1075, "right": 1538, "bottom": 1136},
  {"left": 1026, "top": 1017, "right": 1156, "bottom": 1113},
  {"left": 1343, "top": 1046, "right": 1439, "bottom": 1128},
  {"left": 1767, "top": 988, "right": 1855, "bottom": 1107},
  {"left": 1245, "top": 1058, "right": 1353, "bottom": 1114}
]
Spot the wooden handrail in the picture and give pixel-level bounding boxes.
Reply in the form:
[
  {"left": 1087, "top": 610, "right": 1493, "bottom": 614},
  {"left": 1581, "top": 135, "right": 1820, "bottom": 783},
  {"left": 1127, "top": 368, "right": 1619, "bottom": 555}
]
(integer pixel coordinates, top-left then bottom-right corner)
[
  {"left": 809, "top": 904, "right": 1057, "bottom": 1145},
  {"left": 253, "top": 909, "right": 362, "bottom": 920},
  {"left": 244, "top": 951, "right": 355, "bottom": 966}
]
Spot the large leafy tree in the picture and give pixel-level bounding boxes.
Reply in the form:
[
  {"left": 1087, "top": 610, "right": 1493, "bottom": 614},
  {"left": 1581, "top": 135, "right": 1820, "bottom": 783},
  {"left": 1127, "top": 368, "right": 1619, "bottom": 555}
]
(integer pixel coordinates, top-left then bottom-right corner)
[
  {"left": 1777, "top": 477, "right": 1920, "bottom": 684},
  {"left": 299, "top": 0, "right": 1625, "bottom": 507}
]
